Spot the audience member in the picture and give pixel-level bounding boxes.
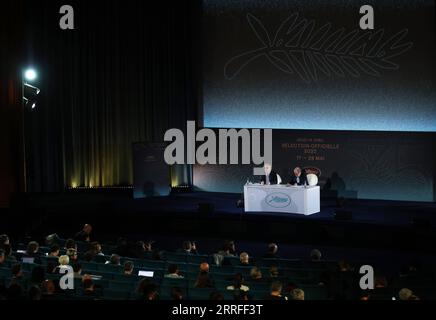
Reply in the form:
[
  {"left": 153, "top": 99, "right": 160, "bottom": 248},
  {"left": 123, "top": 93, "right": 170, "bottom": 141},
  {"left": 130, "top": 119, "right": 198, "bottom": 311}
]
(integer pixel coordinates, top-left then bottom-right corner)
[
  {"left": 75, "top": 224, "right": 93, "bottom": 242},
  {"left": 263, "top": 243, "right": 279, "bottom": 259},
  {"left": 265, "top": 281, "right": 288, "bottom": 300},
  {"left": 165, "top": 264, "right": 184, "bottom": 278}
]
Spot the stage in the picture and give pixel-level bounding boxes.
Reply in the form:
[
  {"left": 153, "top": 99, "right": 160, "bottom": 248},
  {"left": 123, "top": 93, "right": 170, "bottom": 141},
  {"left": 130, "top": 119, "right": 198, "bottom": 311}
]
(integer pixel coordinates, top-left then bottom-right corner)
[{"left": 5, "top": 191, "right": 436, "bottom": 255}]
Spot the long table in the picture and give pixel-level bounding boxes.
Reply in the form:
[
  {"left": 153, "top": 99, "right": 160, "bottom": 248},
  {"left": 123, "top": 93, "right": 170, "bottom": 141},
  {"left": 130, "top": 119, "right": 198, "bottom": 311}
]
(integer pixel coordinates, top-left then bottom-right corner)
[{"left": 243, "top": 184, "right": 320, "bottom": 215}]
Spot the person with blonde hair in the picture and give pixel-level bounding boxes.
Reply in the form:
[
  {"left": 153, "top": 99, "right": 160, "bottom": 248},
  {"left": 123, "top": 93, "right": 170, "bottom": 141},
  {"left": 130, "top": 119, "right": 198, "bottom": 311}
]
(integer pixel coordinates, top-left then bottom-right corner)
[
  {"left": 58, "top": 255, "right": 69, "bottom": 266},
  {"left": 292, "top": 288, "right": 305, "bottom": 300},
  {"left": 239, "top": 252, "right": 251, "bottom": 266},
  {"left": 250, "top": 266, "right": 262, "bottom": 281}
]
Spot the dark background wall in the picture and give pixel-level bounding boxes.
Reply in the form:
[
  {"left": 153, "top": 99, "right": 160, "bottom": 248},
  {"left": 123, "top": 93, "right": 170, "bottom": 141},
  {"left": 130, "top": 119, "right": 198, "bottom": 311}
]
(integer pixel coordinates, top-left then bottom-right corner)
[{"left": 193, "top": 129, "right": 436, "bottom": 202}]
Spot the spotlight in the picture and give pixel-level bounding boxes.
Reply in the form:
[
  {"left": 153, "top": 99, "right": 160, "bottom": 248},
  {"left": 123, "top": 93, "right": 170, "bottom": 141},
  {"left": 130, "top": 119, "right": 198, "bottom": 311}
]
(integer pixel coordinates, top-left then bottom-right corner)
[
  {"left": 24, "top": 68, "right": 37, "bottom": 81},
  {"left": 24, "top": 83, "right": 40, "bottom": 95}
]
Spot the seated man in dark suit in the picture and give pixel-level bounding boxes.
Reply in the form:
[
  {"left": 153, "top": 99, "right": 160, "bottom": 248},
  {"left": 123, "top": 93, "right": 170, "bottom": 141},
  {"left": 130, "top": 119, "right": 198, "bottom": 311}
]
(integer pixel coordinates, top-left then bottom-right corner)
[
  {"left": 260, "top": 163, "right": 278, "bottom": 185},
  {"left": 289, "top": 166, "right": 307, "bottom": 186}
]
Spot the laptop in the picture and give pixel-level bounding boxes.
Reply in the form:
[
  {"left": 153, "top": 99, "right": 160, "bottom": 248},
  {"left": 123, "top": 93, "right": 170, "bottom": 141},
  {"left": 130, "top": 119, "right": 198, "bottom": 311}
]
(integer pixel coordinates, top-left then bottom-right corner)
[
  {"left": 138, "top": 270, "right": 154, "bottom": 277},
  {"left": 22, "top": 257, "right": 35, "bottom": 264}
]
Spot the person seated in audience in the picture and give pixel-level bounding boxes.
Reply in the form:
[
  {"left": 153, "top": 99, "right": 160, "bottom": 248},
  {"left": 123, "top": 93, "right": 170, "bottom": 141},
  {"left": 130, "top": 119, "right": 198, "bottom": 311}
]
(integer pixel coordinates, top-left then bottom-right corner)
[
  {"left": 310, "top": 249, "right": 322, "bottom": 261},
  {"left": 29, "top": 266, "right": 46, "bottom": 288},
  {"left": 194, "top": 271, "right": 215, "bottom": 288},
  {"left": 179, "top": 241, "right": 198, "bottom": 255},
  {"left": 263, "top": 243, "right": 279, "bottom": 259},
  {"left": 124, "top": 261, "right": 134, "bottom": 275},
  {"left": 48, "top": 245, "right": 60, "bottom": 257},
  {"left": 399, "top": 288, "right": 419, "bottom": 300},
  {"left": 171, "top": 287, "right": 184, "bottom": 300},
  {"left": 66, "top": 248, "right": 78, "bottom": 263},
  {"left": 0, "top": 249, "right": 5, "bottom": 267},
  {"left": 83, "top": 277, "right": 97, "bottom": 298},
  {"left": 292, "top": 288, "right": 305, "bottom": 300},
  {"left": 22, "top": 241, "right": 41, "bottom": 264},
  {"left": 0, "top": 234, "right": 9, "bottom": 248},
  {"left": 10, "top": 264, "right": 23, "bottom": 283},
  {"left": 215, "top": 240, "right": 236, "bottom": 266},
  {"left": 64, "top": 238, "right": 77, "bottom": 251},
  {"left": 135, "top": 240, "right": 161, "bottom": 260},
  {"left": 106, "top": 254, "right": 121, "bottom": 265},
  {"left": 42, "top": 280, "right": 57, "bottom": 299},
  {"left": 226, "top": 273, "right": 249, "bottom": 292},
  {"left": 83, "top": 251, "right": 94, "bottom": 262},
  {"left": 239, "top": 252, "right": 251, "bottom": 266},
  {"left": 199, "top": 262, "right": 210, "bottom": 273},
  {"left": 2, "top": 243, "right": 16, "bottom": 262},
  {"left": 75, "top": 224, "right": 93, "bottom": 242},
  {"left": 137, "top": 279, "right": 159, "bottom": 300},
  {"left": 265, "top": 281, "right": 288, "bottom": 300},
  {"left": 165, "top": 264, "right": 184, "bottom": 279},
  {"left": 28, "top": 285, "right": 42, "bottom": 300},
  {"left": 249, "top": 266, "right": 263, "bottom": 282},
  {"left": 234, "top": 291, "right": 250, "bottom": 300},
  {"left": 209, "top": 291, "right": 224, "bottom": 300},
  {"left": 269, "top": 266, "right": 279, "bottom": 278},
  {"left": 89, "top": 241, "right": 104, "bottom": 256},
  {"left": 337, "top": 259, "right": 353, "bottom": 272},
  {"left": 73, "top": 262, "right": 82, "bottom": 279},
  {"left": 55, "top": 255, "right": 70, "bottom": 274},
  {"left": 7, "top": 283, "right": 24, "bottom": 300}
]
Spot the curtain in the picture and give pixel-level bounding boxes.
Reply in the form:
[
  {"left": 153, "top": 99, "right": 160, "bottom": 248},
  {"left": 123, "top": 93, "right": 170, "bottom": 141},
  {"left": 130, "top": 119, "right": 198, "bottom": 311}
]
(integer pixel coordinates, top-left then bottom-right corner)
[{"left": 24, "top": 0, "right": 200, "bottom": 191}]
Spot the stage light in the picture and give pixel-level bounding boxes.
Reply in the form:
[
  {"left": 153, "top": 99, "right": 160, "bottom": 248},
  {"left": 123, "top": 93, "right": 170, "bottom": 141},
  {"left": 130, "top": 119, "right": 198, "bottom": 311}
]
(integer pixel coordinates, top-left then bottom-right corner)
[
  {"left": 31, "top": 103, "right": 36, "bottom": 109},
  {"left": 24, "top": 68, "right": 37, "bottom": 81}
]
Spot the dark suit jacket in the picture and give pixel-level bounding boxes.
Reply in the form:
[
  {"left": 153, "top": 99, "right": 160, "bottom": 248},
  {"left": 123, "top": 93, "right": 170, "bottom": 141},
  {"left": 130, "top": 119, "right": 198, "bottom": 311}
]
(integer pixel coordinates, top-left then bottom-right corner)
[
  {"left": 260, "top": 171, "right": 278, "bottom": 185},
  {"left": 289, "top": 174, "right": 307, "bottom": 186}
]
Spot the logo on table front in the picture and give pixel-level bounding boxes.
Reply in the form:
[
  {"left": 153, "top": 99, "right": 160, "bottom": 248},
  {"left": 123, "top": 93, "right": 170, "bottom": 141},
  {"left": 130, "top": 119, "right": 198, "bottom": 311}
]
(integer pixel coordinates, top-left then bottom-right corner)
[{"left": 265, "top": 193, "right": 291, "bottom": 208}]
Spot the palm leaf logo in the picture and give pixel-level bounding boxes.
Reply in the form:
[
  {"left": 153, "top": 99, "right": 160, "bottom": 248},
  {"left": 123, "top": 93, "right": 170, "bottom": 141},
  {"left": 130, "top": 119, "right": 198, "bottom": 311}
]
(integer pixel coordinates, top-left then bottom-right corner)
[{"left": 224, "top": 13, "right": 413, "bottom": 83}]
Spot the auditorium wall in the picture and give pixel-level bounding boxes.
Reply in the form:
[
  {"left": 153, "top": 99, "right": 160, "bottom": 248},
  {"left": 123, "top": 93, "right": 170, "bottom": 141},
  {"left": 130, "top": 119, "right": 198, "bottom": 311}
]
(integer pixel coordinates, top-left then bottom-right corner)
[{"left": 193, "top": 129, "right": 436, "bottom": 202}]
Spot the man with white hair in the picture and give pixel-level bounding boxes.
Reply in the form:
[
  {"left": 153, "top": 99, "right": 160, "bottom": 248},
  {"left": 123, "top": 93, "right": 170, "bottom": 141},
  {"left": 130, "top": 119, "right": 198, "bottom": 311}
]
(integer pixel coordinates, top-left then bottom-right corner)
[
  {"left": 289, "top": 166, "right": 308, "bottom": 186},
  {"left": 260, "top": 163, "right": 278, "bottom": 185}
]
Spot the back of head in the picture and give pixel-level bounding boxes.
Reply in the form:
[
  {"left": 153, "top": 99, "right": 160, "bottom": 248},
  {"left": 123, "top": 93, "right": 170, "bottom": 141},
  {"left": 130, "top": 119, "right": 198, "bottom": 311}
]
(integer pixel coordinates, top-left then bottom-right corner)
[
  {"left": 49, "top": 245, "right": 60, "bottom": 255},
  {"left": 65, "top": 238, "right": 76, "bottom": 249},
  {"left": 199, "top": 262, "right": 209, "bottom": 272},
  {"left": 29, "top": 285, "right": 42, "bottom": 300},
  {"left": 310, "top": 249, "right": 322, "bottom": 261},
  {"left": 31, "top": 266, "right": 45, "bottom": 284},
  {"left": 66, "top": 248, "right": 77, "bottom": 259},
  {"left": 239, "top": 252, "right": 249, "bottom": 263},
  {"left": 27, "top": 241, "right": 39, "bottom": 254},
  {"left": 270, "top": 281, "right": 283, "bottom": 294},
  {"left": 0, "top": 234, "right": 9, "bottom": 246},
  {"left": 43, "top": 279, "right": 56, "bottom": 295},
  {"left": 270, "top": 266, "right": 279, "bottom": 277},
  {"left": 182, "top": 241, "right": 192, "bottom": 251},
  {"left": 167, "top": 264, "right": 178, "bottom": 274},
  {"left": 73, "top": 262, "right": 82, "bottom": 273},
  {"left": 110, "top": 254, "right": 120, "bottom": 265},
  {"left": 171, "top": 287, "right": 184, "bottom": 300},
  {"left": 292, "top": 288, "right": 305, "bottom": 300},
  {"left": 11, "top": 264, "right": 22, "bottom": 277},
  {"left": 399, "top": 288, "right": 413, "bottom": 300},
  {"left": 250, "top": 267, "right": 262, "bottom": 279},
  {"left": 209, "top": 291, "right": 224, "bottom": 300},
  {"left": 58, "top": 255, "right": 70, "bottom": 266},
  {"left": 268, "top": 243, "right": 278, "bottom": 254},
  {"left": 83, "top": 278, "right": 94, "bottom": 290},
  {"left": 124, "top": 261, "right": 134, "bottom": 273}
]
